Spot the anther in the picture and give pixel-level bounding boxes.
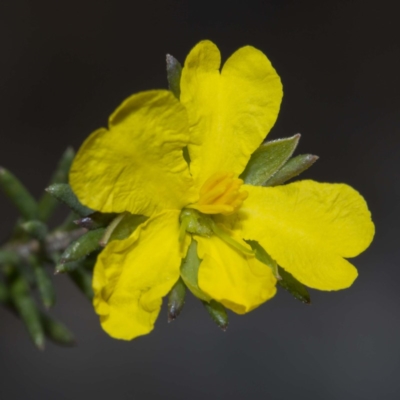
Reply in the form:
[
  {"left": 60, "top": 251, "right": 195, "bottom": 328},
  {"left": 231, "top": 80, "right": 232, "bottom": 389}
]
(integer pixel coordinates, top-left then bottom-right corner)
[{"left": 188, "top": 172, "right": 248, "bottom": 216}]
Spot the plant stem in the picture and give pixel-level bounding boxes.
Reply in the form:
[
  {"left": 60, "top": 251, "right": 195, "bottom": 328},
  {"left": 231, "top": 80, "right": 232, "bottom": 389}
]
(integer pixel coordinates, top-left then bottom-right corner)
[{"left": 0, "top": 228, "right": 87, "bottom": 262}]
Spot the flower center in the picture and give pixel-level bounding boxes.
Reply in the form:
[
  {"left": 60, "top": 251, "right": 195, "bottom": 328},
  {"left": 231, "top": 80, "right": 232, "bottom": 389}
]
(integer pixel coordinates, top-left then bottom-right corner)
[{"left": 188, "top": 172, "right": 248, "bottom": 215}]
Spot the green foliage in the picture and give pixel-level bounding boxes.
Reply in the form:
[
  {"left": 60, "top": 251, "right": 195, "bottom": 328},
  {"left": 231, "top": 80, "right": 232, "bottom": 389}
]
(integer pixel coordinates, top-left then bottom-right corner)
[
  {"left": 40, "top": 313, "right": 75, "bottom": 346},
  {"left": 180, "top": 240, "right": 210, "bottom": 302},
  {"left": 58, "top": 228, "right": 105, "bottom": 265},
  {"left": 38, "top": 147, "right": 75, "bottom": 221},
  {"left": 246, "top": 240, "right": 279, "bottom": 278},
  {"left": 109, "top": 213, "right": 148, "bottom": 242},
  {"left": 0, "top": 250, "right": 19, "bottom": 265},
  {"left": 241, "top": 135, "right": 300, "bottom": 185},
  {"left": 8, "top": 271, "right": 46, "bottom": 349},
  {"left": 30, "top": 256, "right": 56, "bottom": 309},
  {"left": 69, "top": 268, "right": 94, "bottom": 301},
  {"left": 0, "top": 148, "right": 112, "bottom": 348},
  {"left": 46, "top": 183, "right": 93, "bottom": 217},
  {"left": 167, "top": 277, "right": 186, "bottom": 322},
  {"left": 246, "top": 240, "right": 311, "bottom": 304},
  {"left": 166, "top": 54, "right": 182, "bottom": 99},
  {"left": 265, "top": 154, "right": 318, "bottom": 186},
  {"left": 21, "top": 220, "right": 48, "bottom": 241},
  {"left": 277, "top": 267, "right": 311, "bottom": 304},
  {"left": 241, "top": 134, "right": 318, "bottom": 188},
  {"left": 202, "top": 300, "right": 229, "bottom": 331},
  {"left": 0, "top": 168, "right": 39, "bottom": 220}
]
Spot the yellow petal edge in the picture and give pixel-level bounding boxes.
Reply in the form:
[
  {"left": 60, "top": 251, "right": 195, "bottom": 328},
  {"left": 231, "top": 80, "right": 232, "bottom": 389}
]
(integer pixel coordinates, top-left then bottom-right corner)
[
  {"left": 196, "top": 231, "right": 277, "bottom": 314},
  {"left": 93, "top": 211, "right": 182, "bottom": 340},
  {"left": 180, "top": 40, "right": 283, "bottom": 189},
  {"left": 70, "top": 90, "right": 196, "bottom": 216},
  {"left": 238, "top": 181, "right": 375, "bottom": 290}
]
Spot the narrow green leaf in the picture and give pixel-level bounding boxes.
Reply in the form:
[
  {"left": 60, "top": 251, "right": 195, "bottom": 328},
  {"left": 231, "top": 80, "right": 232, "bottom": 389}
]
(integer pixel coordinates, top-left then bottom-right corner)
[
  {"left": 0, "top": 280, "right": 74, "bottom": 346},
  {"left": 265, "top": 154, "right": 319, "bottom": 186},
  {"left": 278, "top": 266, "right": 311, "bottom": 304},
  {"left": 31, "top": 257, "right": 55, "bottom": 308},
  {"left": 166, "top": 54, "right": 182, "bottom": 99},
  {"left": 240, "top": 135, "right": 300, "bottom": 186},
  {"left": 56, "top": 251, "right": 99, "bottom": 274},
  {"left": 180, "top": 241, "right": 210, "bottom": 301},
  {"left": 9, "top": 274, "right": 45, "bottom": 349},
  {"left": 40, "top": 313, "right": 75, "bottom": 346},
  {"left": 69, "top": 268, "right": 93, "bottom": 300},
  {"left": 0, "top": 250, "right": 19, "bottom": 265},
  {"left": 167, "top": 278, "right": 186, "bottom": 322},
  {"left": 21, "top": 220, "right": 48, "bottom": 241},
  {"left": 58, "top": 228, "right": 105, "bottom": 265},
  {"left": 74, "top": 212, "right": 117, "bottom": 230},
  {"left": 0, "top": 168, "right": 39, "bottom": 220},
  {"left": 56, "top": 212, "right": 80, "bottom": 232},
  {"left": 246, "top": 240, "right": 280, "bottom": 279},
  {"left": 38, "top": 147, "right": 75, "bottom": 221},
  {"left": 202, "top": 300, "right": 228, "bottom": 331},
  {"left": 45, "top": 183, "right": 93, "bottom": 217}
]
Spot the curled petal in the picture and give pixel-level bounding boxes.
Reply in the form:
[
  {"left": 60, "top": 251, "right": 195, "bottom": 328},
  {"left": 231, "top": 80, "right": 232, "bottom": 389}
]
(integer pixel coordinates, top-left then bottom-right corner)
[
  {"left": 70, "top": 90, "right": 196, "bottom": 216},
  {"left": 93, "top": 211, "right": 182, "bottom": 340}
]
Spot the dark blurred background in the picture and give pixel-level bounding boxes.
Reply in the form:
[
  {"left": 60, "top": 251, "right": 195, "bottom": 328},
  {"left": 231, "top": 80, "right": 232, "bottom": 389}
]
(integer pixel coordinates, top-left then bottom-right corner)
[{"left": 0, "top": 0, "right": 399, "bottom": 399}]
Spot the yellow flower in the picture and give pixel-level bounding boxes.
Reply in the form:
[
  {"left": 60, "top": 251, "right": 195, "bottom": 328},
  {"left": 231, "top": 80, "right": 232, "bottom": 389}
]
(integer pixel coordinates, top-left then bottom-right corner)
[{"left": 70, "top": 40, "right": 374, "bottom": 340}]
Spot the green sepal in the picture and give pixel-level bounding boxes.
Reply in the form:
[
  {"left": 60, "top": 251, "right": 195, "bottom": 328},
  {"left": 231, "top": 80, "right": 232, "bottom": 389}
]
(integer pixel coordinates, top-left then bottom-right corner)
[
  {"left": 277, "top": 266, "right": 311, "bottom": 304},
  {"left": 265, "top": 154, "right": 319, "bottom": 186},
  {"left": 109, "top": 214, "right": 147, "bottom": 242},
  {"left": 166, "top": 54, "right": 182, "bottom": 99},
  {"left": 40, "top": 313, "right": 75, "bottom": 346},
  {"left": 21, "top": 220, "right": 48, "bottom": 241},
  {"left": 38, "top": 147, "right": 75, "bottom": 221},
  {"left": 74, "top": 212, "right": 118, "bottom": 230},
  {"left": 58, "top": 228, "right": 105, "bottom": 266},
  {"left": 69, "top": 268, "right": 93, "bottom": 301},
  {"left": 179, "top": 209, "right": 213, "bottom": 239},
  {"left": 167, "top": 277, "right": 186, "bottom": 322},
  {"left": 246, "top": 240, "right": 280, "bottom": 279},
  {"left": 0, "top": 250, "right": 19, "bottom": 266},
  {"left": 180, "top": 240, "right": 211, "bottom": 302},
  {"left": 8, "top": 271, "right": 45, "bottom": 349},
  {"left": 30, "top": 257, "right": 56, "bottom": 308},
  {"left": 56, "top": 212, "right": 80, "bottom": 232},
  {"left": 202, "top": 300, "right": 228, "bottom": 331},
  {"left": 45, "top": 183, "right": 93, "bottom": 217},
  {"left": 246, "top": 240, "right": 310, "bottom": 303},
  {"left": 241, "top": 134, "right": 300, "bottom": 186},
  {"left": 0, "top": 168, "right": 39, "bottom": 220}
]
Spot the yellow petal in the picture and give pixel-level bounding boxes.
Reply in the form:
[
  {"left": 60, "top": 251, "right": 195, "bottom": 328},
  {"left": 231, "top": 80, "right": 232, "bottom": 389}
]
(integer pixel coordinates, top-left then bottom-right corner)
[
  {"left": 195, "top": 232, "right": 277, "bottom": 314},
  {"left": 92, "top": 210, "right": 182, "bottom": 340},
  {"left": 180, "top": 40, "right": 283, "bottom": 188},
  {"left": 70, "top": 90, "right": 197, "bottom": 216},
  {"left": 238, "top": 181, "right": 375, "bottom": 290}
]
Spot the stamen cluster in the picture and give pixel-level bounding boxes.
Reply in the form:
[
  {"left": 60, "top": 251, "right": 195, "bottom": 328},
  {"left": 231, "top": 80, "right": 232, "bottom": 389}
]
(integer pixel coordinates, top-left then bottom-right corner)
[{"left": 189, "top": 172, "right": 248, "bottom": 215}]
